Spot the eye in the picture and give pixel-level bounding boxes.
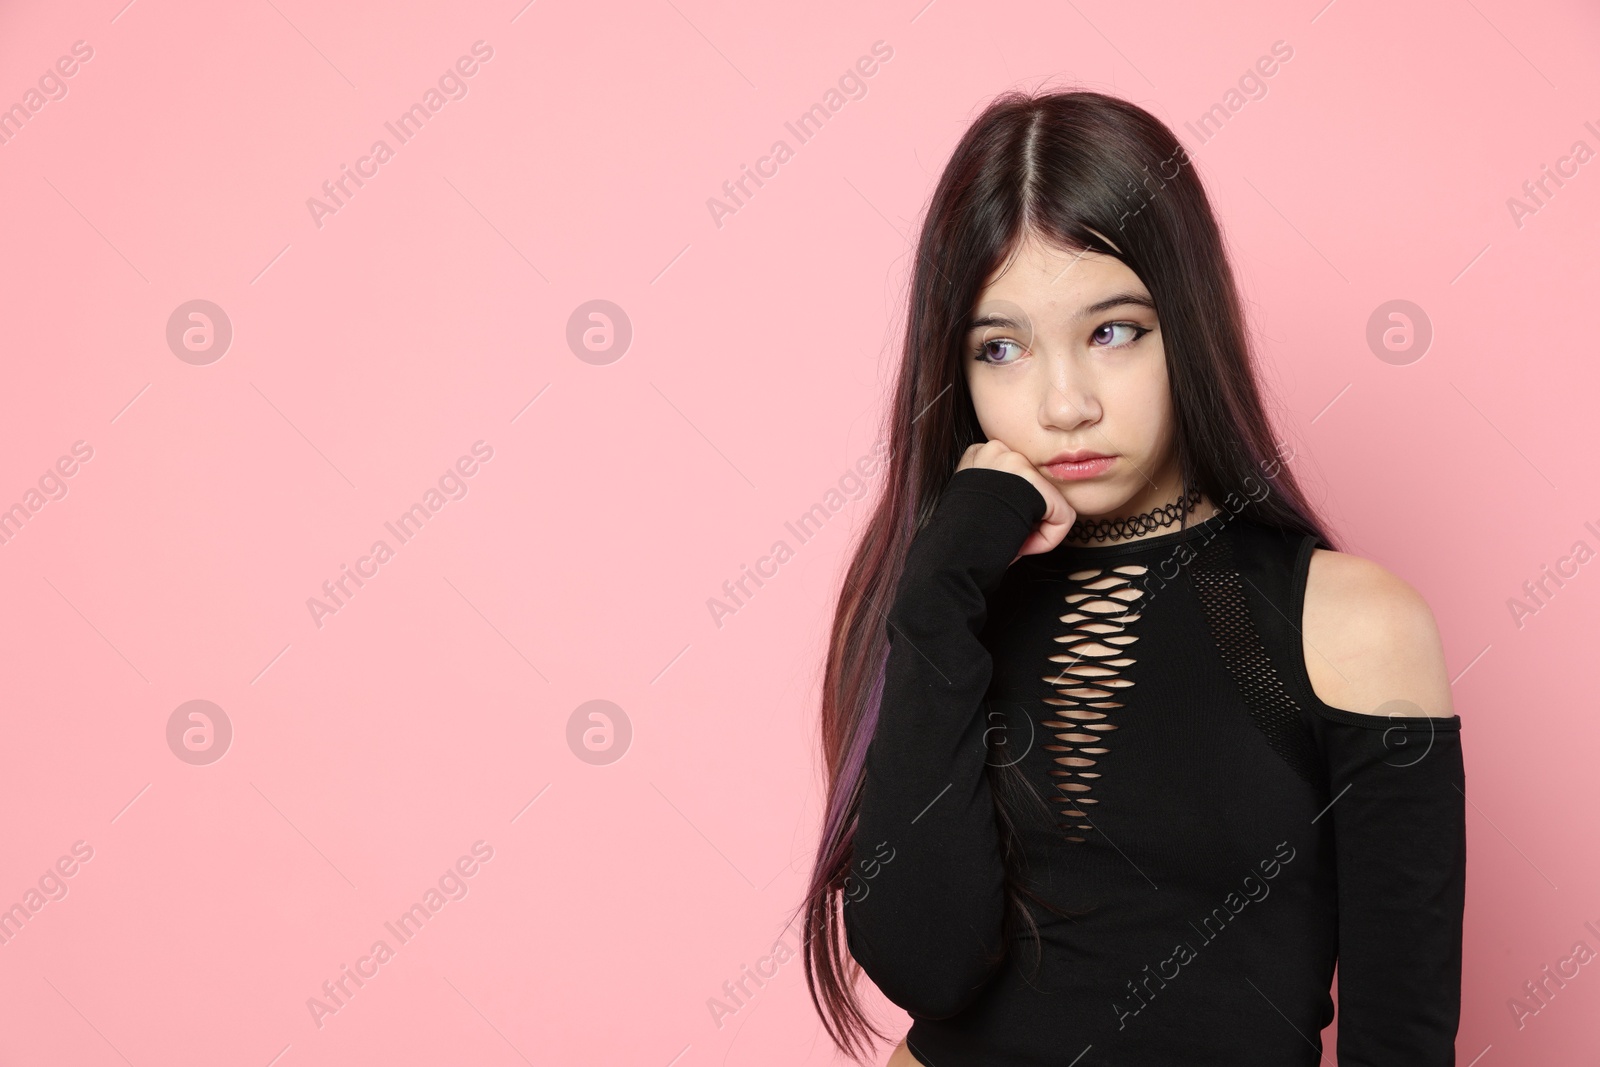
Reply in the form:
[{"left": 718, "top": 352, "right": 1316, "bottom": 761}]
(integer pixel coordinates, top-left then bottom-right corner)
[
  {"left": 1091, "top": 321, "right": 1151, "bottom": 348},
  {"left": 973, "top": 338, "right": 1024, "bottom": 366}
]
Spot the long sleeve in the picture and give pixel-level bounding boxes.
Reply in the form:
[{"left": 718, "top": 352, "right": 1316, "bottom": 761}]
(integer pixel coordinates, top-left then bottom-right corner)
[
  {"left": 1316, "top": 706, "right": 1466, "bottom": 1065},
  {"left": 843, "top": 466, "right": 1047, "bottom": 1020}
]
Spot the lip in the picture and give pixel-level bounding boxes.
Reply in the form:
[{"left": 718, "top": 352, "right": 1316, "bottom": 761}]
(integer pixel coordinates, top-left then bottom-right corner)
[
  {"left": 1044, "top": 450, "right": 1113, "bottom": 465},
  {"left": 1043, "top": 452, "right": 1116, "bottom": 480}
]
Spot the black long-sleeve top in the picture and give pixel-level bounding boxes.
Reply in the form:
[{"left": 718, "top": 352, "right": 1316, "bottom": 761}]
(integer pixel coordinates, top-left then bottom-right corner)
[{"left": 845, "top": 467, "right": 1466, "bottom": 1066}]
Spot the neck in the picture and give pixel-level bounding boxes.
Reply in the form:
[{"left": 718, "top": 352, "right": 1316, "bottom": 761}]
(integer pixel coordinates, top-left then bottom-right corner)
[{"left": 1063, "top": 485, "right": 1216, "bottom": 545}]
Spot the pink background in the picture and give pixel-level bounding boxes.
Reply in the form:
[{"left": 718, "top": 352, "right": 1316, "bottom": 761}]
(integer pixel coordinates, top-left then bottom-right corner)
[{"left": 2, "top": 0, "right": 1598, "bottom": 1063}]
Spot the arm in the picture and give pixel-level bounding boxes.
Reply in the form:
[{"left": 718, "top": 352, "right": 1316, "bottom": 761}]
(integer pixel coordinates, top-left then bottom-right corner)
[
  {"left": 843, "top": 466, "right": 1047, "bottom": 1020},
  {"left": 1303, "top": 549, "right": 1466, "bottom": 1064},
  {"left": 1320, "top": 708, "right": 1465, "bottom": 1065}
]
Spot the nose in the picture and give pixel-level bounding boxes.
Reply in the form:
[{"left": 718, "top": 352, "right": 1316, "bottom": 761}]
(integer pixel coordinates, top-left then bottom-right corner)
[{"left": 1039, "top": 348, "right": 1101, "bottom": 431}]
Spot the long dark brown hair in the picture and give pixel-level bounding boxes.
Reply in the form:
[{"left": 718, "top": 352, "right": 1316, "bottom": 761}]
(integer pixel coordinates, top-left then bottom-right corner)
[{"left": 791, "top": 88, "right": 1340, "bottom": 1061}]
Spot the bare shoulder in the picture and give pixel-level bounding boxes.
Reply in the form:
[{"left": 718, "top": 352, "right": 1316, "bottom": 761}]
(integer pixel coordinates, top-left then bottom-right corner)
[
  {"left": 1302, "top": 548, "right": 1455, "bottom": 717},
  {"left": 886, "top": 1038, "right": 919, "bottom": 1067}
]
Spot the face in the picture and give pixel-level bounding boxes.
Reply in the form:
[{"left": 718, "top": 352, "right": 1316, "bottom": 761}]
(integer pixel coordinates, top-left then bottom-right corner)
[{"left": 962, "top": 230, "right": 1184, "bottom": 520}]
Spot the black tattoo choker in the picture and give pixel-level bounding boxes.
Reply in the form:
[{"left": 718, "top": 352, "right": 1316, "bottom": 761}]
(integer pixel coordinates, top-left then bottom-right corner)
[{"left": 1063, "top": 484, "right": 1203, "bottom": 544}]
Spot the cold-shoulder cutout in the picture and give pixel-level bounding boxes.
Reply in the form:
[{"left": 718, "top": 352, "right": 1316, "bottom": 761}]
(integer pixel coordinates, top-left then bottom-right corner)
[{"left": 1297, "top": 543, "right": 1456, "bottom": 723}]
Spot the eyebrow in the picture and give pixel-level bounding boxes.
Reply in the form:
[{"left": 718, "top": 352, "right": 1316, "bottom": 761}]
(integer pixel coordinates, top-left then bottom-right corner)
[{"left": 967, "top": 291, "right": 1157, "bottom": 332}]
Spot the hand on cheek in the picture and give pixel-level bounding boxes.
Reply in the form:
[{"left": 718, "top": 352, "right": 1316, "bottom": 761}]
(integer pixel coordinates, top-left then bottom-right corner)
[{"left": 957, "top": 440, "right": 1076, "bottom": 561}]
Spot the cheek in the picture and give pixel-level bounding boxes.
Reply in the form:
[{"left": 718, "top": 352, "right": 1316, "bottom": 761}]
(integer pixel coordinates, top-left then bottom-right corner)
[
  {"left": 1137, "top": 351, "right": 1172, "bottom": 413},
  {"left": 1144, "top": 384, "right": 1173, "bottom": 439},
  {"left": 965, "top": 370, "right": 1004, "bottom": 434},
  {"left": 970, "top": 379, "right": 1035, "bottom": 443},
  {"left": 1114, "top": 363, "right": 1172, "bottom": 454}
]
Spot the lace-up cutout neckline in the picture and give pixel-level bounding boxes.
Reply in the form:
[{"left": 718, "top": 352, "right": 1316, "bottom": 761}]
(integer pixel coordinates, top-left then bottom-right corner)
[{"left": 1042, "top": 562, "right": 1148, "bottom": 842}]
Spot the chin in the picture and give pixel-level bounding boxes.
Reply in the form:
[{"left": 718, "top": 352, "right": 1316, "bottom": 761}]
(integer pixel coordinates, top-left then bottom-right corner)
[{"left": 1057, "top": 484, "right": 1130, "bottom": 520}]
